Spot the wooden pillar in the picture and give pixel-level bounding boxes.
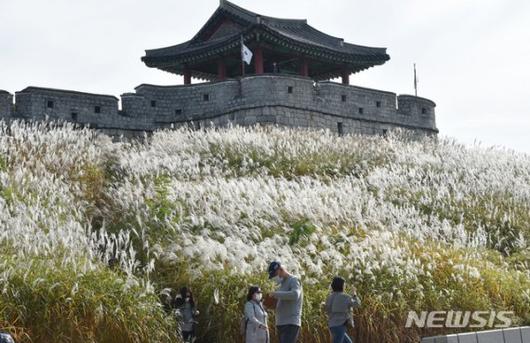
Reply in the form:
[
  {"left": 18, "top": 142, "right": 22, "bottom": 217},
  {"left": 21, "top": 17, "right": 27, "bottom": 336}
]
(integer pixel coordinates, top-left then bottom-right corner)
[
  {"left": 183, "top": 69, "right": 192, "bottom": 85},
  {"left": 254, "top": 46, "right": 264, "bottom": 75},
  {"left": 341, "top": 69, "right": 350, "bottom": 85},
  {"left": 299, "top": 58, "right": 309, "bottom": 77},
  {"left": 217, "top": 60, "right": 227, "bottom": 81}
]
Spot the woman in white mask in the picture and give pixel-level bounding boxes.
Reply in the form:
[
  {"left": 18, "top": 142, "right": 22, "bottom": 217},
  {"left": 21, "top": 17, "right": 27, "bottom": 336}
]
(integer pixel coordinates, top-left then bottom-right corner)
[{"left": 244, "top": 286, "right": 269, "bottom": 343}]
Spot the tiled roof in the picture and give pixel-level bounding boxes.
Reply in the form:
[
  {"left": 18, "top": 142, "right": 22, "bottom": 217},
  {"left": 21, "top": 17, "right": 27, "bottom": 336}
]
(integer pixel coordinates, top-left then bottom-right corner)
[
  {"left": 143, "top": 0, "right": 389, "bottom": 65},
  {"left": 222, "top": 0, "right": 387, "bottom": 56}
]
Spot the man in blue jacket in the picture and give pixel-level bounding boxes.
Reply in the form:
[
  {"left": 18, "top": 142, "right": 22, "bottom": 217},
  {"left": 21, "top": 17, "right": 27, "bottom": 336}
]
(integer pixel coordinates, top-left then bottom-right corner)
[{"left": 267, "top": 261, "right": 303, "bottom": 343}]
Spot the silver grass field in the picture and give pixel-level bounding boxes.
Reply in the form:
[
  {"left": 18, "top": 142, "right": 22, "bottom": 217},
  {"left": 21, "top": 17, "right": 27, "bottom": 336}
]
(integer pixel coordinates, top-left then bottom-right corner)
[{"left": 0, "top": 121, "right": 529, "bottom": 343}]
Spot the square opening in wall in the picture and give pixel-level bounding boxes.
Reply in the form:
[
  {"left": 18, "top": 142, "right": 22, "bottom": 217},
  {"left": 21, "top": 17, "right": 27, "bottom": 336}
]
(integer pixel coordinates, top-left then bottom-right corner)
[
  {"left": 175, "top": 109, "right": 182, "bottom": 115},
  {"left": 422, "top": 107, "right": 427, "bottom": 115},
  {"left": 46, "top": 100, "right": 54, "bottom": 109},
  {"left": 287, "top": 86, "right": 293, "bottom": 94},
  {"left": 337, "top": 122, "right": 344, "bottom": 136},
  {"left": 203, "top": 94, "right": 210, "bottom": 101},
  {"left": 376, "top": 101, "right": 381, "bottom": 108},
  {"left": 94, "top": 106, "right": 101, "bottom": 114},
  {"left": 71, "top": 112, "right": 78, "bottom": 121},
  {"left": 151, "top": 100, "right": 157, "bottom": 107},
  {"left": 358, "top": 107, "right": 364, "bottom": 114},
  {"left": 341, "top": 95, "right": 347, "bottom": 102}
]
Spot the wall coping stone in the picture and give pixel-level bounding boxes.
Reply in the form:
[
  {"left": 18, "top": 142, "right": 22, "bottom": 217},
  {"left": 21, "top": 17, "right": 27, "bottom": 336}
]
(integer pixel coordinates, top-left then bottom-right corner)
[
  {"left": 398, "top": 94, "right": 437, "bottom": 107},
  {"left": 16, "top": 86, "right": 119, "bottom": 100}
]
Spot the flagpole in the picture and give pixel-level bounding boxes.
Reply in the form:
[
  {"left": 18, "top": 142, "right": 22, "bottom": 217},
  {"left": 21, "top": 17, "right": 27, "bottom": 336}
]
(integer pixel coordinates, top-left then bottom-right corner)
[
  {"left": 414, "top": 63, "right": 418, "bottom": 97},
  {"left": 241, "top": 36, "right": 245, "bottom": 78}
]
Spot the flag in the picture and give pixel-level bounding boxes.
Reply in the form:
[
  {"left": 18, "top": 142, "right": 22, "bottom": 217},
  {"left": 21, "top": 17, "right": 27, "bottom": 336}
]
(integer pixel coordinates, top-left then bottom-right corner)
[{"left": 241, "top": 37, "right": 253, "bottom": 65}]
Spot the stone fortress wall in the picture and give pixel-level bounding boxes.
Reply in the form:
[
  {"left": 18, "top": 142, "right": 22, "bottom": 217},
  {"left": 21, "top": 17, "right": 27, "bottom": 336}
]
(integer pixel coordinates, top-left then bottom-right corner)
[
  {"left": 0, "top": 90, "right": 13, "bottom": 118},
  {"left": 0, "top": 75, "right": 437, "bottom": 137}
]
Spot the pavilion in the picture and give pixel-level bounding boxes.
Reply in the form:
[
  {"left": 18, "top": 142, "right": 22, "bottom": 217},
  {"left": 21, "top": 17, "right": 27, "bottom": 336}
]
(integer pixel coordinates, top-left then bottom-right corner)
[{"left": 141, "top": 0, "right": 390, "bottom": 85}]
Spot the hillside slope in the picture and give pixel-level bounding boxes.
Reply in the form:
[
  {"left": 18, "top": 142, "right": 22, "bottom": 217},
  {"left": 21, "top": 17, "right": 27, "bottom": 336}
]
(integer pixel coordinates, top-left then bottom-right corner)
[{"left": 0, "top": 121, "right": 529, "bottom": 342}]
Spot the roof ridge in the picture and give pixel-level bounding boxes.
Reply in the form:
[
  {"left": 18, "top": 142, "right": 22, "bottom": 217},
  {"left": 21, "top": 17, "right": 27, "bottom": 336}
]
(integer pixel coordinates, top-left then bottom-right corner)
[{"left": 220, "top": 0, "right": 306, "bottom": 24}]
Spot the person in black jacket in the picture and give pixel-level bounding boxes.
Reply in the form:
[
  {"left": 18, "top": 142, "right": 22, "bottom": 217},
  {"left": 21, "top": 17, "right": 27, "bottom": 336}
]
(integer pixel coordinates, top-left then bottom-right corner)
[{"left": 174, "top": 287, "right": 199, "bottom": 343}]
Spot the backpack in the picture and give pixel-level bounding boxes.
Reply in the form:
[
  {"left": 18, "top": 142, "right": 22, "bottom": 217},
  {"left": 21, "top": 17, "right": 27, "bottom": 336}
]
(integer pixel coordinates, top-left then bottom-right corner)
[{"left": 239, "top": 316, "right": 249, "bottom": 336}]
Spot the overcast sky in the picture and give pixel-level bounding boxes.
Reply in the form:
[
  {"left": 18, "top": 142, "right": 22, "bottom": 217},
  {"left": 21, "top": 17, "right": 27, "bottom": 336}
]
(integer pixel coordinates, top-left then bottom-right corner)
[{"left": 1, "top": 0, "right": 529, "bottom": 153}]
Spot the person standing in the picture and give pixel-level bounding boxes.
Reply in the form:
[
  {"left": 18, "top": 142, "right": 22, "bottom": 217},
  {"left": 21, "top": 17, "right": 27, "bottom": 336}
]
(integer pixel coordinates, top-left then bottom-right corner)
[
  {"left": 324, "top": 277, "right": 361, "bottom": 343},
  {"left": 174, "top": 287, "right": 199, "bottom": 343},
  {"left": 266, "top": 261, "right": 303, "bottom": 343},
  {"left": 244, "top": 286, "right": 270, "bottom": 343}
]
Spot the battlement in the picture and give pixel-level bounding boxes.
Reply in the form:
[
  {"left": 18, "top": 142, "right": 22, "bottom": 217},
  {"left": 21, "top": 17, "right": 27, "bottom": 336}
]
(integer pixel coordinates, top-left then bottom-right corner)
[
  {"left": 14, "top": 87, "right": 119, "bottom": 124},
  {"left": 0, "top": 90, "right": 14, "bottom": 118},
  {"left": 0, "top": 75, "right": 437, "bottom": 137}
]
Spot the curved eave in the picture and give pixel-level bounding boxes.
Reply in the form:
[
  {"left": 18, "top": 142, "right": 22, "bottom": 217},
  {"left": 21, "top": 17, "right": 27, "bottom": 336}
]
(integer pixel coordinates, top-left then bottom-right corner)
[
  {"left": 142, "top": 26, "right": 389, "bottom": 73},
  {"left": 258, "top": 25, "right": 389, "bottom": 65},
  {"left": 142, "top": 33, "right": 243, "bottom": 71}
]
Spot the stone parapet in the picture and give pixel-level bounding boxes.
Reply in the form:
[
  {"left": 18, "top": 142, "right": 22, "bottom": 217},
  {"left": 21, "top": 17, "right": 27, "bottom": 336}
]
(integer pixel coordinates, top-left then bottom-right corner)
[
  {"left": 9, "top": 76, "right": 437, "bottom": 136},
  {"left": 0, "top": 90, "right": 14, "bottom": 119}
]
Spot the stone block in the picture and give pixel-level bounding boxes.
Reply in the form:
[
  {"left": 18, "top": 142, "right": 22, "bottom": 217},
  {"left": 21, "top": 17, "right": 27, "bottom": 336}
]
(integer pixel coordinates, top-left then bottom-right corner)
[
  {"left": 503, "top": 328, "right": 522, "bottom": 343},
  {"left": 477, "top": 329, "right": 505, "bottom": 343},
  {"left": 521, "top": 327, "right": 530, "bottom": 343},
  {"left": 457, "top": 332, "right": 478, "bottom": 343},
  {"left": 440, "top": 334, "right": 459, "bottom": 343}
]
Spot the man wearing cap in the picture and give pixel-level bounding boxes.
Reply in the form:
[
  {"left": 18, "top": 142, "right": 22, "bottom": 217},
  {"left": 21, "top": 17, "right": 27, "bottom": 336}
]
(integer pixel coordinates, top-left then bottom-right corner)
[{"left": 266, "top": 261, "right": 303, "bottom": 343}]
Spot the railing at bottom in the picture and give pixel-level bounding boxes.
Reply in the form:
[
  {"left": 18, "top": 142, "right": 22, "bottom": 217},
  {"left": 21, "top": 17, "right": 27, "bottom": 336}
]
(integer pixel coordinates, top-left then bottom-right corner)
[{"left": 421, "top": 326, "right": 530, "bottom": 343}]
